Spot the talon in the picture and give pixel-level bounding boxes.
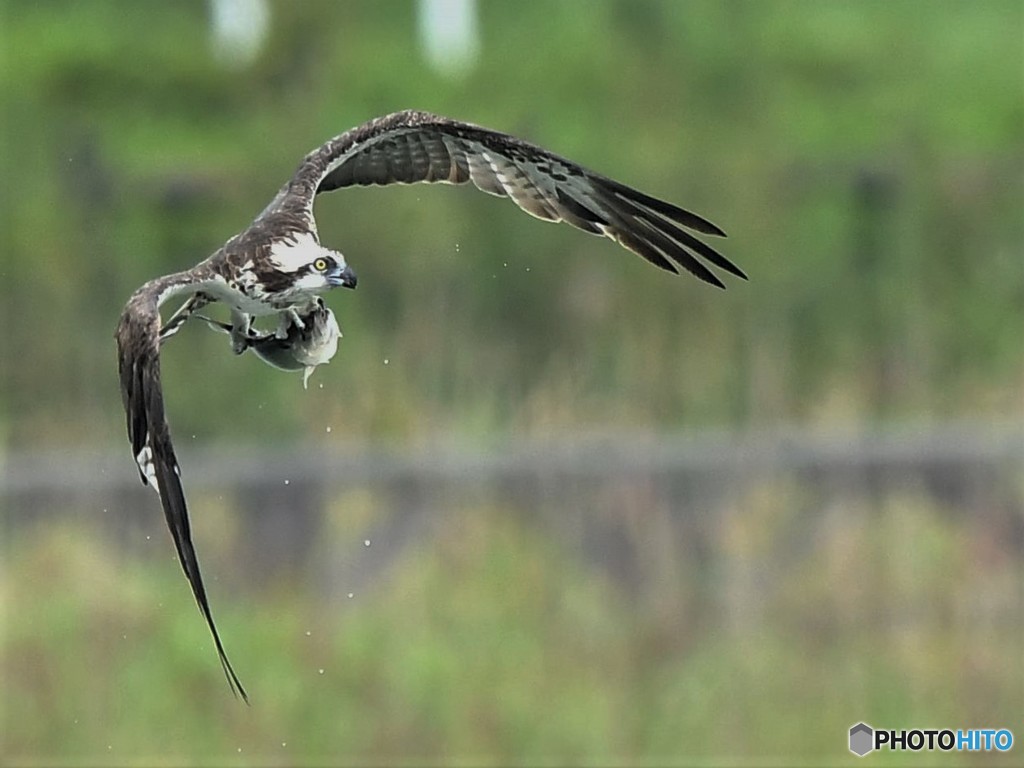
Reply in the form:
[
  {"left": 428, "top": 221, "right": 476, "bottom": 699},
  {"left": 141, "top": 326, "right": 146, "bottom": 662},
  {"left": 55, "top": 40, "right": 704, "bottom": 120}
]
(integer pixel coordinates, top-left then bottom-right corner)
[
  {"left": 229, "top": 311, "right": 254, "bottom": 353},
  {"left": 276, "top": 309, "right": 303, "bottom": 339}
]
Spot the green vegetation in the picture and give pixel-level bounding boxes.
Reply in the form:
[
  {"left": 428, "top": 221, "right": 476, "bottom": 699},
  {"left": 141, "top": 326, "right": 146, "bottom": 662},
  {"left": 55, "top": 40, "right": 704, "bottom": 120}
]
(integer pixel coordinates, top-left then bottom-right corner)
[
  {"left": 5, "top": 487, "right": 1022, "bottom": 765},
  {"left": 2, "top": 0, "right": 1022, "bottom": 764},
  {"left": 2, "top": 0, "right": 1021, "bottom": 446}
]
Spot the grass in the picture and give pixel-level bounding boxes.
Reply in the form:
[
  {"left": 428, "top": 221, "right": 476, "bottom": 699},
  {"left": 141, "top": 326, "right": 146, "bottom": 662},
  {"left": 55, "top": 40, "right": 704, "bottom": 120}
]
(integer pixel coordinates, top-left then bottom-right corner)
[{"left": 3, "top": 483, "right": 1021, "bottom": 766}]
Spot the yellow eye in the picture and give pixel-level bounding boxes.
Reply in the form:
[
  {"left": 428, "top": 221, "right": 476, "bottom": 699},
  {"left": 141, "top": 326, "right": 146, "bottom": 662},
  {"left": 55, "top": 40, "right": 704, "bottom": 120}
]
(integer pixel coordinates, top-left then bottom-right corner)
[{"left": 313, "top": 258, "right": 328, "bottom": 272}]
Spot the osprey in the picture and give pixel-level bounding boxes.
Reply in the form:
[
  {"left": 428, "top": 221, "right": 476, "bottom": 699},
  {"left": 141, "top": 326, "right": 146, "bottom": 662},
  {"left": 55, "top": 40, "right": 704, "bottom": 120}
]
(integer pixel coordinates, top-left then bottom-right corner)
[{"left": 115, "top": 110, "right": 746, "bottom": 702}]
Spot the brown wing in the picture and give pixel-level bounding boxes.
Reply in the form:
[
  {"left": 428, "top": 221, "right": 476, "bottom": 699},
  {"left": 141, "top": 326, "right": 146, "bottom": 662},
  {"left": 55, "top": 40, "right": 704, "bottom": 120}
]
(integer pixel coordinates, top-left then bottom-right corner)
[
  {"left": 115, "top": 273, "right": 249, "bottom": 703},
  {"left": 266, "top": 110, "right": 744, "bottom": 288}
]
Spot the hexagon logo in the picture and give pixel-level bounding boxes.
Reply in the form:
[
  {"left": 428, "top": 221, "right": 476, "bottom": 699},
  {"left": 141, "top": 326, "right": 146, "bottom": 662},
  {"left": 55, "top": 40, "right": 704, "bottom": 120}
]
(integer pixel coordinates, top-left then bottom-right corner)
[{"left": 849, "top": 722, "right": 874, "bottom": 757}]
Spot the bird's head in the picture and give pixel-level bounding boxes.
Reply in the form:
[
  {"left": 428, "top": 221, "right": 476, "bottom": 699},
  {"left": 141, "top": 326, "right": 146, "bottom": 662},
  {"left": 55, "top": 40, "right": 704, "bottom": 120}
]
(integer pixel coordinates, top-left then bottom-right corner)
[
  {"left": 303, "top": 251, "right": 357, "bottom": 291},
  {"left": 266, "top": 236, "right": 357, "bottom": 296}
]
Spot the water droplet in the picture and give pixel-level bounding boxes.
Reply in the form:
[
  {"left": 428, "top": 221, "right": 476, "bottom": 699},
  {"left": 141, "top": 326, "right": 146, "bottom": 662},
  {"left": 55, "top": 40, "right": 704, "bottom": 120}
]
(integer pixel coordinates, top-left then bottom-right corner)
[
  {"left": 237, "top": 747, "right": 243, "bottom": 753},
  {"left": 282, "top": 742, "right": 287, "bottom": 748},
  {"left": 305, "top": 630, "right": 311, "bottom": 637},
  {"left": 363, "top": 539, "right": 371, "bottom": 547},
  {"left": 383, "top": 358, "right": 389, "bottom": 365},
  {"left": 284, "top": 479, "right": 290, "bottom": 485},
  {"left": 318, "top": 668, "right": 325, "bottom": 675},
  {"left": 347, "top": 592, "right": 354, "bottom": 599},
  {"left": 326, "top": 426, "right": 332, "bottom": 433},
  {"left": 146, "top": 535, "right": 151, "bottom": 540}
]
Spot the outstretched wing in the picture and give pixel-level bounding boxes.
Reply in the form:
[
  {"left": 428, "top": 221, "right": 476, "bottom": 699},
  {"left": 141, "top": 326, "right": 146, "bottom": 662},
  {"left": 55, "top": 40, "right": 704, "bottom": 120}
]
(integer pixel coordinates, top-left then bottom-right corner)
[
  {"left": 115, "top": 273, "right": 248, "bottom": 703},
  {"left": 263, "top": 110, "right": 745, "bottom": 288}
]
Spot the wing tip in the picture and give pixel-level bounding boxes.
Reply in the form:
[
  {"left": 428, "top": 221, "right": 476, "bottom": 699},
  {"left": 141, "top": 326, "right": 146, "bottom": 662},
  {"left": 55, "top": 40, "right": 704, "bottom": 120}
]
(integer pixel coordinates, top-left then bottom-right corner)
[{"left": 690, "top": 268, "right": 727, "bottom": 290}]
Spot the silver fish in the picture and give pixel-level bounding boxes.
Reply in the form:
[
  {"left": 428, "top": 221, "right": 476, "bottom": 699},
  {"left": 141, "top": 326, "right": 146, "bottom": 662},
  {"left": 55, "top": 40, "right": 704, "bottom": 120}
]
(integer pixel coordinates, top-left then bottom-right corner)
[{"left": 196, "top": 298, "right": 340, "bottom": 388}]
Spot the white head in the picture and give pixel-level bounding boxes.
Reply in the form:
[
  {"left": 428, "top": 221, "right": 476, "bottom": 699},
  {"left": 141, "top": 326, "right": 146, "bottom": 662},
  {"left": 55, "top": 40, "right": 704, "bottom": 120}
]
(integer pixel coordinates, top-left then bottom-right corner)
[
  {"left": 268, "top": 235, "right": 357, "bottom": 294},
  {"left": 290, "top": 250, "right": 357, "bottom": 293}
]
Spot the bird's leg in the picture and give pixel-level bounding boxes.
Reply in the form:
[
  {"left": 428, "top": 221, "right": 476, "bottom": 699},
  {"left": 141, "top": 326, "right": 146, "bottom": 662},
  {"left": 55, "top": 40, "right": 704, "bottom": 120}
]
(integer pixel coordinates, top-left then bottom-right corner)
[
  {"left": 276, "top": 308, "right": 305, "bottom": 339},
  {"left": 229, "top": 310, "right": 254, "bottom": 355},
  {"left": 193, "top": 314, "right": 274, "bottom": 342},
  {"left": 159, "top": 294, "right": 211, "bottom": 345}
]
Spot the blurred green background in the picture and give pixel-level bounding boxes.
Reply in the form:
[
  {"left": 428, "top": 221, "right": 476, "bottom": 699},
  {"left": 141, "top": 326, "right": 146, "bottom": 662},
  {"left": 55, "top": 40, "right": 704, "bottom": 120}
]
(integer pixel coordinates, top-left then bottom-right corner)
[{"left": 2, "top": 0, "right": 1022, "bottom": 765}]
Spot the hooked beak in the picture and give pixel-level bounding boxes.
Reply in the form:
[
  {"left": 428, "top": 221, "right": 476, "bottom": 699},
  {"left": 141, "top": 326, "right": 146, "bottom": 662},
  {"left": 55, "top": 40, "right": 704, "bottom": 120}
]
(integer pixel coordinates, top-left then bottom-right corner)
[{"left": 326, "top": 263, "right": 357, "bottom": 289}]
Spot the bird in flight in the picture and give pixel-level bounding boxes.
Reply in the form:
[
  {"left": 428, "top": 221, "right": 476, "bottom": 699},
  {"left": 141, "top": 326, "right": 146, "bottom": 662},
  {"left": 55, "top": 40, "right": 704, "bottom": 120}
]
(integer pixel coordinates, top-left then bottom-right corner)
[{"left": 115, "top": 109, "right": 746, "bottom": 702}]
